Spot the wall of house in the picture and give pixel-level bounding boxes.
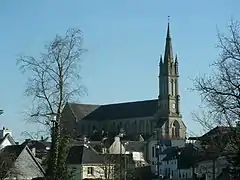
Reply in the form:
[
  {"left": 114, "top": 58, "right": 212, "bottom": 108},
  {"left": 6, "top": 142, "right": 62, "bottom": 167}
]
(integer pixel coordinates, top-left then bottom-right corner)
[
  {"left": 83, "top": 165, "right": 110, "bottom": 179},
  {"left": 68, "top": 164, "right": 83, "bottom": 180},
  {"left": 147, "top": 139, "right": 185, "bottom": 174},
  {"left": 160, "top": 159, "right": 178, "bottom": 177},
  {"left": 177, "top": 168, "right": 193, "bottom": 179},
  {"left": 0, "top": 138, "right": 14, "bottom": 150},
  {"left": 68, "top": 164, "right": 115, "bottom": 180},
  {"left": 196, "top": 156, "right": 229, "bottom": 180}
]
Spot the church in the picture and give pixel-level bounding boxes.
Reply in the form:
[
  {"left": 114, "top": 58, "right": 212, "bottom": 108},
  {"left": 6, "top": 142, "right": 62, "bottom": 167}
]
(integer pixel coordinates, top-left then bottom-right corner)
[{"left": 62, "top": 23, "right": 186, "bottom": 141}]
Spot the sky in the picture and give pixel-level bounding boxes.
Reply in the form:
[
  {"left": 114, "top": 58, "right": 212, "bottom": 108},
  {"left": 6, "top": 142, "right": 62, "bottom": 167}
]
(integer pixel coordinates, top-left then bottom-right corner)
[{"left": 0, "top": 0, "right": 239, "bottom": 142}]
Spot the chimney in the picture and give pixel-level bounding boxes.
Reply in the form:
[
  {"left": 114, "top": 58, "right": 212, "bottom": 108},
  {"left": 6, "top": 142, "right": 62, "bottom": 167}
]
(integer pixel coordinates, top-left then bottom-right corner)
[
  {"left": 0, "top": 127, "right": 12, "bottom": 138},
  {"left": 31, "top": 147, "right": 36, "bottom": 156}
]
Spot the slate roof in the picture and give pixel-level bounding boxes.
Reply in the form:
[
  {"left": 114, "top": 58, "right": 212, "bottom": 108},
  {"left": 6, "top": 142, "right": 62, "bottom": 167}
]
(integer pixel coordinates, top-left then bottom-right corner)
[
  {"left": 67, "top": 145, "right": 104, "bottom": 164},
  {"left": 0, "top": 145, "right": 25, "bottom": 178},
  {"left": 125, "top": 141, "right": 147, "bottom": 152},
  {"left": 68, "top": 99, "right": 158, "bottom": 121},
  {"left": 199, "top": 126, "right": 231, "bottom": 140},
  {"left": 160, "top": 146, "right": 178, "bottom": 155}
]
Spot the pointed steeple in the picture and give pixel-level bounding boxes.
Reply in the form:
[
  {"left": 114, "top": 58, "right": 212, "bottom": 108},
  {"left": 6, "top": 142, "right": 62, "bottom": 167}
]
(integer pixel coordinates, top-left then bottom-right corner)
[
  {"left": 164, "top": 18, "right": 174, "bottom": 64},
  {"left": 159, "top": 55, "right": 163, "bottom": 77}
]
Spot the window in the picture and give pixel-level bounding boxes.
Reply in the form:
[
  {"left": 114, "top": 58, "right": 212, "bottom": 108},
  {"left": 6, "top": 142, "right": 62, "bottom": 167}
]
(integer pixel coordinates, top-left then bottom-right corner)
[
  {"left": 87, "top": 167, "right": 94, "bottom": 175},
  {"left": 152, "top": 147, "right": 155, "bottom": 157}
]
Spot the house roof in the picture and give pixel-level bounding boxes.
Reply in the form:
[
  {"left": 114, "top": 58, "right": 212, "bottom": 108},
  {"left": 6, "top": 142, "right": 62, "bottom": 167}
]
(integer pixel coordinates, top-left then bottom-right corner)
[
  {"left": 0, "top": 133, "right": 16, "bottom": 146},
  {"left": 0, "top": 145, "right": 25, "bottom": 178},
  {"left": 161, "top": 147, "right": 180, "bottom": 161},
  {"left": 67, "top": 99, "right": 159, "bottom": 121},
  {"left": 125, "top": 141, "right": 147, "bottom": 152},
  {"left": 21, "top": 139, "right": 51, "bottom": 153},
  {"left": 67, "top": 145, "right": 104, "bottom": 164},
  {"left": 199, "top": 126, "right": 231, "bottom": 140},
  {"left": 161, "top": 144, "right": 200, "bottom": 169},
  {"left": 0, "top": 145, "right": 45, "bottom": 178}
]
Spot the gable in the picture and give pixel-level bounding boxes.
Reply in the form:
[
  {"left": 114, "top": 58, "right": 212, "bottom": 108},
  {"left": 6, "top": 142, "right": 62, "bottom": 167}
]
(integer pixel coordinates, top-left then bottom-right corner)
[
  {"left": 0, "top": 134, "right": 16, "bottom": 150},
  {"left": 14, "top": 147, "right": 45, "bottom": 179},
  {"left": 68, "top": 99, "right": 159, "bottom": 121}
]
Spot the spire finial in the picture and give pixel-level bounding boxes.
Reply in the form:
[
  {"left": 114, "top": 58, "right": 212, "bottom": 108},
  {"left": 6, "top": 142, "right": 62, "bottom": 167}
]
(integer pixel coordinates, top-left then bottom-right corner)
[{"left": 167, "top": 16, "right": 171, "bottom": 38}]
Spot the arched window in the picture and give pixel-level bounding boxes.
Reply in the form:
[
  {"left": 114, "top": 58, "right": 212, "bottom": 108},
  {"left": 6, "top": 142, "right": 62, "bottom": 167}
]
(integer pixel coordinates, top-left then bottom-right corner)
[
  {"left": 172, "top": 120, "right": 180, "bottom": 138},
  {"left": 171, "top": 79, "right": 174, "bottom": 95}
]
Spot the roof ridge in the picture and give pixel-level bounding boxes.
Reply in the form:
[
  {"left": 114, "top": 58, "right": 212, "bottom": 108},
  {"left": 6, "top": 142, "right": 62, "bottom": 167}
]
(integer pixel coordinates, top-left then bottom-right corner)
[
  {"left": 25, "top": 146, "right": 46, "bottom": 176},
  {"left": 68, "top": 99, "right": 158, "bottom": 106},
  {"left": 101, "top": 99, "right": 158, "bottom": 106},
  {"left": 68, "top": 102, "right": 100, "bottom": 106}
]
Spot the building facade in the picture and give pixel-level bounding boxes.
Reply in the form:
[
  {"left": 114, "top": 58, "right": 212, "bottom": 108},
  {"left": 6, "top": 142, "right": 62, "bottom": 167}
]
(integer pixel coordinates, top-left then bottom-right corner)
[{"left": 62, "top": 23, "right": 186, "bottom": 141}]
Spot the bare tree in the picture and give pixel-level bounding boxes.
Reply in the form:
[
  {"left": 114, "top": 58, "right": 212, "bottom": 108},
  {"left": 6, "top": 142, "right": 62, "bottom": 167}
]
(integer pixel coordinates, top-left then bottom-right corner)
[
  {"left": 193, "top": 19, "right": 240, "bottom": 171},
  {"left": 18, "top": 28, "right": 86, "bottom": 180},
  {"left": 100, "top": 153, "right": 135, "bottom": 180}
]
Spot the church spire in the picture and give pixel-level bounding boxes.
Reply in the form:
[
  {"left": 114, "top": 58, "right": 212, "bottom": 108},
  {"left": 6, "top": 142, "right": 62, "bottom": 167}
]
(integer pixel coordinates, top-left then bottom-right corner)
[{"left": 164, "top": 17, "right": 173, "bottom": 64}]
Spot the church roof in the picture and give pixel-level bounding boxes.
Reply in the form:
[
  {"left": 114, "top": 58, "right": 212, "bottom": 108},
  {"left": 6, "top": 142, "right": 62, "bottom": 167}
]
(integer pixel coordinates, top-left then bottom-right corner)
[{"left": 68, "top": 99, "right": 159, "bottom": 121}]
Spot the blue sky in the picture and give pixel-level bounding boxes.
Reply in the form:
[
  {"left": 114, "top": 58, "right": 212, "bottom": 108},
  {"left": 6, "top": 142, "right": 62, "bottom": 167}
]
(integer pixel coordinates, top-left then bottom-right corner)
[{"left": 0, "top": 0, "right": 239, "bottom": 141}]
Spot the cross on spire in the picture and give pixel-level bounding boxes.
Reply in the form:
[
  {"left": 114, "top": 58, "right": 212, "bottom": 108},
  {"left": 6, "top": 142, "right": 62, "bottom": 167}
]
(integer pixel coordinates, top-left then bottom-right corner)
[{"left": 164, "top": 17, "right": 173, "bottom": 63}]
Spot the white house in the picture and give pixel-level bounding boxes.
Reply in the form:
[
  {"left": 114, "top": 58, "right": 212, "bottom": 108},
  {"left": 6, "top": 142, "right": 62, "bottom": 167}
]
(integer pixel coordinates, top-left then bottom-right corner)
[
  {"left": 67, "top": 144, "right": 115, "bottom": 180},
  {"left": 0, "top": 127, "right": 16, "bottom": 149},
  {"left": 109, "top": 136, "right": 148, "bottom": 168}
]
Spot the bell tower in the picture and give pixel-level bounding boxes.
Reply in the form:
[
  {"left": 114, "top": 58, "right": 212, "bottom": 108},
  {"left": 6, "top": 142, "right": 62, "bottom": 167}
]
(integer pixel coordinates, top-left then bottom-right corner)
[
  {"left": 157, "top": 20, "right": 185, "bottom": 139},
  {"left": 158, "top": 21, "right": 180, "bottom": 116}
]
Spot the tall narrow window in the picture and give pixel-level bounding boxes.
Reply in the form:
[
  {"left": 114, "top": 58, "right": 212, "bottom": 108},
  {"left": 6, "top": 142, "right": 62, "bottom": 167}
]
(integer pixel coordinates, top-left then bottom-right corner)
[
  {"left": 152, "top": 146, "right": 155, "bottom": 157},
  {"left": 171, "top": 79, "right": 174, "bottom": 95},
  {"left": 87, "top": 167, "right": 94, "bottom": 175}
]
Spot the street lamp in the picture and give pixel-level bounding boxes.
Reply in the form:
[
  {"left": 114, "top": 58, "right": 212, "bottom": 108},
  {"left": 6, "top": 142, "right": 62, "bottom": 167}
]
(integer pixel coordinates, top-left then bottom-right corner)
[
  {"left": 0, "top": 110, "right": 3, "bottom": 115},
  {"left": 123, "top": 142, "right": 129, "bottom": 180},
  {"left": 31, "top": 112, "right": 58, "bottom": 129},
  {"left": 177, "top": 150, "right": 181, "bottom": 179},
  {"left": 119, "top": 130, "right": 125, "bottom": 180},
  {"left": 156, "top": 144, "right": 160, "bottom": 177}
]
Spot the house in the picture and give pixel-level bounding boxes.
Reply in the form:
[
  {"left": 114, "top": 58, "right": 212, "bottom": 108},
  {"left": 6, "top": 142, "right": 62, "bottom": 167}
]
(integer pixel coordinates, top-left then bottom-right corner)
[
  {"left": 0, "top": 145, "right": 45, "bottom": 179},
  {"left": 187, "top": 126, "right": 238, "bottom": 180},
  {"left": 148, "top": 138, "right": 185, "bottom": 173},
  {"left": 0, "top": 127, "right": 16, "bottom": 149},
  {"left": 67, "top": 144, "right": 115, "bottom": 180},
  {"left": 108, "top": 136, "right": 149, "bottom": 168},
  {"left": 156, "top": 143, "right": 201, "bottom": 179}
]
